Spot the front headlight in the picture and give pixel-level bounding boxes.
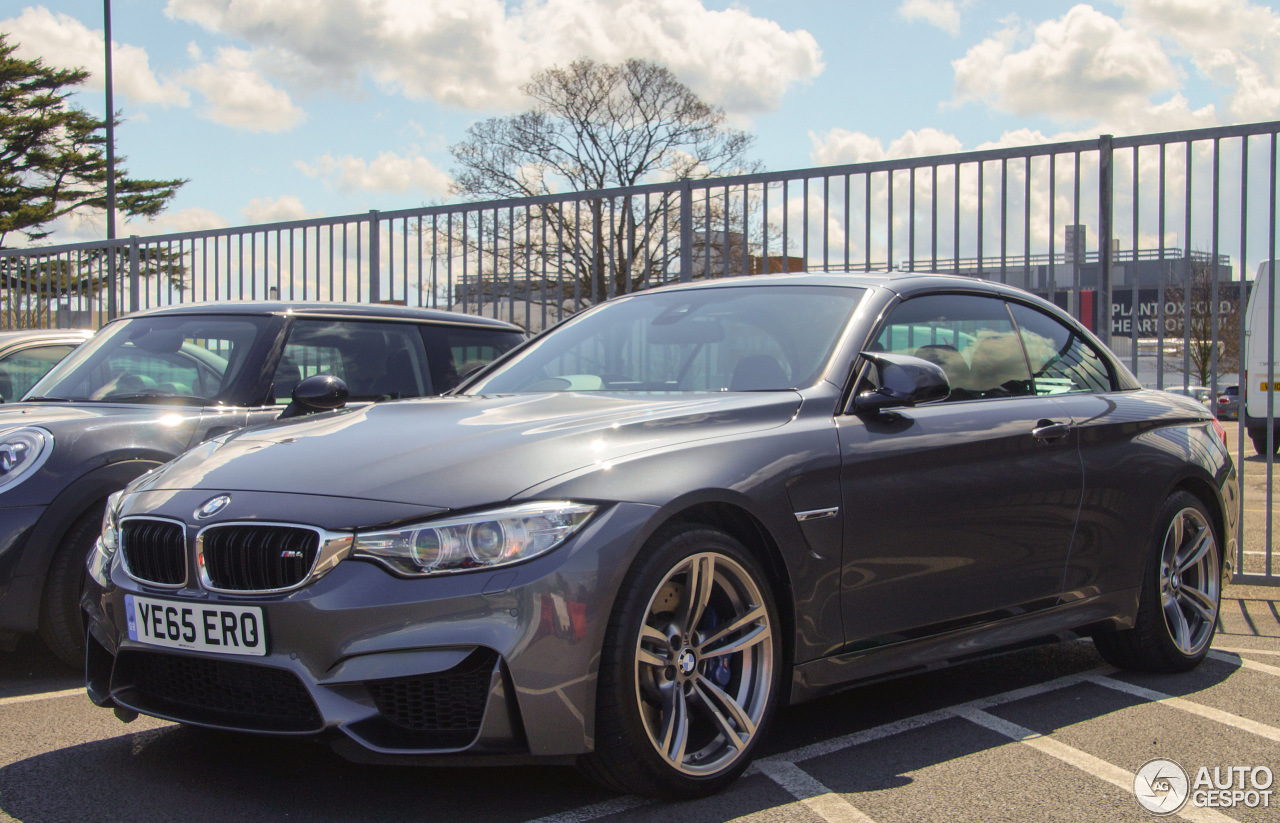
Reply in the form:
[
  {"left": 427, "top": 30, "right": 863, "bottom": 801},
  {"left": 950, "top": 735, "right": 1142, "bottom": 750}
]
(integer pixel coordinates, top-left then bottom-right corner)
[
  {"left": 0, "top": 427, "right": 53, "bottom": 491},
  {"left": 87, "top": 490, "right": 124, "bottom": 587},
  {"left": 353, "top": 501, "right": 597, "bottom": 577}
]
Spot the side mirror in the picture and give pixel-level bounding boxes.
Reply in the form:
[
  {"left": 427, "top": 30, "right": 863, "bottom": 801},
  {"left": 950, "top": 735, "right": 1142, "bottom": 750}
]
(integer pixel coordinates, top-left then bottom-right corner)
[
  {"left": 854, "top": 352, "right": 950, "bottom": 414},
  {"left": 279, "top": 374, "right": 349, "bottom": 419}
]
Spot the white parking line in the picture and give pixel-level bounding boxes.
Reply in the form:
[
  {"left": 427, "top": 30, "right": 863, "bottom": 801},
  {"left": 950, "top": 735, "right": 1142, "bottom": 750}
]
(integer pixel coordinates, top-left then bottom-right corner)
[
  {"left": 518, "top": 796, "right": 654, "bottom": 823},
  {"left": 1212, "top": 646, "right": 1280, "bottom": 656},
  {"left": 1086, "top": 673, "right": 1280, "bottom": 743},
  {"left": 752, "top": 667, "right": 1105, "bottom": 770},
  {"left": 755, "top": 761, "right": 878, "bottom": 823},
  {"left": 950, "top": 706, "right": 1236, "bottom": 823},
  {"left": 515, "top": 661, "right": 1275, "bottom": 823},
  {"left": 0, "top": 687, "right": 84, "bottom": 708},
  {"left": 1209, "top": 649, "right": 1280, "bottom": 677}
]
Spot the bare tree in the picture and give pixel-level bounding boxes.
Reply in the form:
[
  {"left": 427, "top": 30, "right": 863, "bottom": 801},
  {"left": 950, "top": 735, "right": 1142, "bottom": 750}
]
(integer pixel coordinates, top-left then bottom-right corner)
[
  {"left": 446, "top": 59, "right": 764, "bottom": 316},
  {"left": 1161, "top": 254, "right": 1241, "bottom": 386}
]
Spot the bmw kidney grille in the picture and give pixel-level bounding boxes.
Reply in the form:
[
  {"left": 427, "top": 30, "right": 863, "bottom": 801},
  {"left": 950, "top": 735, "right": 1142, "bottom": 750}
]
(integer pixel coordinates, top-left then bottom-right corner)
[
  {"left": 200, "top": 525, "right": 321, "bottom": 592},
  {"left": 120, "top": 519, "right": 187, "bottom": 587}
]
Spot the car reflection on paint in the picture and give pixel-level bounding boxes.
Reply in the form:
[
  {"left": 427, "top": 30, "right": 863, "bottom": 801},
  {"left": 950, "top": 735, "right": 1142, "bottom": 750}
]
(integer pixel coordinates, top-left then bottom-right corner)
[{"left": 84, "top": 273, "right": 1237, "bottom": 799}]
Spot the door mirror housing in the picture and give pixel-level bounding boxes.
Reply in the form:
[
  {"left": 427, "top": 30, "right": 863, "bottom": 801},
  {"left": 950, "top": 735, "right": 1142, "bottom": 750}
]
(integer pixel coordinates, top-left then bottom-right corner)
[
  {"left": 280, "top": 374, "right": 349, "bottom": 419},
  {"left": 854, "top": 352, "right": 951, "bottom": 414}
]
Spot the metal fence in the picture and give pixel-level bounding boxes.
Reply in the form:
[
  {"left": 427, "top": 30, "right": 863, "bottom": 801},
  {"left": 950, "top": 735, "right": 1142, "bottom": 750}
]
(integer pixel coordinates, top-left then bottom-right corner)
[{"left": 3, "top": 119, "right": 1280, "bottom": 584}]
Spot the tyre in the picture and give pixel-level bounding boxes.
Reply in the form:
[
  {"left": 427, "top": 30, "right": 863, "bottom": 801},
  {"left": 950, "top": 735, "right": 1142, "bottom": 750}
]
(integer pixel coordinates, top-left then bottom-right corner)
[
  {"left": 39, "top": 504, "right": 104, "bottom": 668},
  {"left": 1093, "top": 491, "right": 1221, "bottom": 673},
  {"left": 579, "top": 525, "right": 781, "bottom": 799},
  {"left": 1249, "top": 427, "right": 1279, "bottom": 456}
]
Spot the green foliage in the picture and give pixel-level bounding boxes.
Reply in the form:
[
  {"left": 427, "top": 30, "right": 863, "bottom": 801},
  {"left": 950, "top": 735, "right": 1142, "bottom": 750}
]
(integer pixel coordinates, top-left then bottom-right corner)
[{"left": 0, "top": 32, "right": 185, "bottom": 248}]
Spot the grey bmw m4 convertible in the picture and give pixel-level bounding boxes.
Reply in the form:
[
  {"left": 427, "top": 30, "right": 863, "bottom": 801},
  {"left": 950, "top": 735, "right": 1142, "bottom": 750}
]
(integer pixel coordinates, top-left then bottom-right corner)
[{"left": 84, "top": 272, "right": 1237, "bottom": 798}]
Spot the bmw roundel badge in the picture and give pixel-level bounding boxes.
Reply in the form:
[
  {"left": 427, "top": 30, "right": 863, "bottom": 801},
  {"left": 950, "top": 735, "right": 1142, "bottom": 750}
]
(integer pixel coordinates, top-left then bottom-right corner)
[{"left": 194, "top": 494, "right": 232, "bottom": 520}]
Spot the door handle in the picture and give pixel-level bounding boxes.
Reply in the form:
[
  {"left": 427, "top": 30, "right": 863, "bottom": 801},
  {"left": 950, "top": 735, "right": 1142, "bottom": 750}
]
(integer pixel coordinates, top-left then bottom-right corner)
[{"left": 1031, "top": 419, "right": 1073, "bottom": 442}]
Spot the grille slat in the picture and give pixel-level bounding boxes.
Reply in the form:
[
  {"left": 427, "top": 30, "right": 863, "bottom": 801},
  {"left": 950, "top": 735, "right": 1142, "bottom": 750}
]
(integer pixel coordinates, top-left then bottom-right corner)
[
  {"left": 202, "top": 525, "right": 320, "bottom": 592},
  {"left": 121, "top": 520, "right": 186, "bottom": 586}
]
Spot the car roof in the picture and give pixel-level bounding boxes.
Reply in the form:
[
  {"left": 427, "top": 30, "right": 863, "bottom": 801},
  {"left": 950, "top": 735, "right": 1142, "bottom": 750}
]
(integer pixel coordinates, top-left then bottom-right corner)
[
  {"left": 0, "top": 328, "right": 93, "bottom": 344},
  {"left": 641, "top": 270, "right": 1053, "bottom": 301},
  {"left": 120, "top": 301, "right": 523, "bottom": 330}
]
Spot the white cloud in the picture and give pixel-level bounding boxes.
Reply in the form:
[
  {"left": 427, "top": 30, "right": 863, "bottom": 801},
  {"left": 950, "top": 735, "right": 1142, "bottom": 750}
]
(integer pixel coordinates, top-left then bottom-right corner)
[
  {"left": 18, "top": 207, "right": 227, "bottom": 246},
  {"left": 296, "top": 152, "right": 453, "bottom": 196},
  {"left": 951, "top": 4, "right": 1180, "bottom": 124},
  {"left": 3, "top": 6, "right": 189, "bottom": 106},
  {"left": 179, "top": 47, "right": 304, "bottom": 132},
  {"left": 241, "top": 195, "right": 319, "bottom": 224},
  {"left": 1123, "top": 0, "right": 1280, "bottom": 122},
  {"left": 898, "top": 0, "right": 963, "bottom": 36},
  {"left": 810, "top": 127, "right": 965, "bottom": 166},
  {"left": 163, "top": 0, "right": 823, "bottom": 113},
  {"left": 124, "top": 207, "right": 229, "bottom": 235}
]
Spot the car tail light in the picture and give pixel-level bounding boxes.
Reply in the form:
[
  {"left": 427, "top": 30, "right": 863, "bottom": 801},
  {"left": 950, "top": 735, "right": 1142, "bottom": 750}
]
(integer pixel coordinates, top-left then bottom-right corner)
[{"left": 1211, "top": 417, "right": 1228, "bottom": 449}]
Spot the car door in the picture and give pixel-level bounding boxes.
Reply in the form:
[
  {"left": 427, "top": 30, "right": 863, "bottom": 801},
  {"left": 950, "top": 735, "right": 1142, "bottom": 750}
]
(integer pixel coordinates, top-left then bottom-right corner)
[
  {"left": 835, "top": 292, "right": 1084, "bottom": 648},
  {"left": 1002, "top": 300, "right": 1182, "bottom": 603}
]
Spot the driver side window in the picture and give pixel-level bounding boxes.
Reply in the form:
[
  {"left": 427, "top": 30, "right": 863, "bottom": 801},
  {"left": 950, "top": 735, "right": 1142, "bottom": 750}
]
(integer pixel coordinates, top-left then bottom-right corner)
[{"left": 873, "top": 294, "right": 1033, "bottom": 401}]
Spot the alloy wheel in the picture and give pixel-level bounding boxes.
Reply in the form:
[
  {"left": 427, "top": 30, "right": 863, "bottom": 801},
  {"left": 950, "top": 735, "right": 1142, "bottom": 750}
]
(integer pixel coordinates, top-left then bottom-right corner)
[
  {"left": 1159, "top": 506, "right": 1220, "bottom": 657},
  {"left": 633, "top": 551, "right": 774, "bottom": 777}
]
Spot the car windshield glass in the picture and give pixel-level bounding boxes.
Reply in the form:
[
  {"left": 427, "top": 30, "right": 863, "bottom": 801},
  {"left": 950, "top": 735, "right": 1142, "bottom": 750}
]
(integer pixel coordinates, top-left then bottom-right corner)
[
  {"left": 26, "top": 315, "right": 271, "bottom": 404},
  {"left": 467, "top": 285, "right": 864, "bottom": 393}
]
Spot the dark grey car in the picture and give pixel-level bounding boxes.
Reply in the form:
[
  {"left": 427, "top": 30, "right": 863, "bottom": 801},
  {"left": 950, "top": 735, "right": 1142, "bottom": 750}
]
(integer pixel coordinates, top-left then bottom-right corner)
[
  {"left": 83, "top": 274, "right": 1237, "bottom": 798},
  {"left": 0, "top": 302, "right": 523, "bottom": 665}
]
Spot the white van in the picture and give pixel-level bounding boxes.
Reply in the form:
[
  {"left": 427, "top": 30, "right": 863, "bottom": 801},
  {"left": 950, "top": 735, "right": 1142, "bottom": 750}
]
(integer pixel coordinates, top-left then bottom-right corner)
[{"left": 1244, "top": 260, "right": 1280, "bottom": 454}]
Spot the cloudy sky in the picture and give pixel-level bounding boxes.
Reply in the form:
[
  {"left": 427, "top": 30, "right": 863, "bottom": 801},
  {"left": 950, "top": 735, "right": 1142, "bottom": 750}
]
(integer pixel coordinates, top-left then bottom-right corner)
[{"left": 7, "top": 0, "right": 1280, "bottom": 244}]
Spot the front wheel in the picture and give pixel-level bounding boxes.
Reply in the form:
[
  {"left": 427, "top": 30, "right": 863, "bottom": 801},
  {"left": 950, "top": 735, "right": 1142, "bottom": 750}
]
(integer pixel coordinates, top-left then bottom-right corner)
[
  {"left": 39, "top": 504, "right": 104, "bottom": 668},
  {"left": 1093, "top": 491, "right": 1221, "bottom": 673},
  {"left": 579, "top": 525, "right": 781, "bottom": 799}
]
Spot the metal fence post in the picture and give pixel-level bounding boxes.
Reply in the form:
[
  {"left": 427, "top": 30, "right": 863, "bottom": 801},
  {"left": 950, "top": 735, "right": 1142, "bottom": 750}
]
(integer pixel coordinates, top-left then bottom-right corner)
[
  {"left": 368, "top": 210, "right": 381, "bottom": 303},
  {"left": 679, "top": 179, "right": 692, "bottom": 282},
  {"left": 128, "top": 235, "right": 140, "bottom": 313},
  {"left": 106, "top": 241, "right": 117, "bottom": 321},
  {"left": 1099, "top": 134, "right": 1114, "bottom": 346}
]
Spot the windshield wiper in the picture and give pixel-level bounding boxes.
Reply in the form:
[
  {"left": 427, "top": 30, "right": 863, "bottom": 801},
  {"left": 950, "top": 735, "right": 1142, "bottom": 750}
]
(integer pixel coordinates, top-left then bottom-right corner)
[
  {"left": 23, "top": 396, "right": 71, "bottom": 402},
  {"left": 94, "top": 392, "right": 211, "bottom": 406}
]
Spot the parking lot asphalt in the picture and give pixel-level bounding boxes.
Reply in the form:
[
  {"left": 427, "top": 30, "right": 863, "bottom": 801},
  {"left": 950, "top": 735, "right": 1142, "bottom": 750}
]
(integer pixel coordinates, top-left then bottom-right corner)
[
  {"left": 1, "top": 585, "right": 1276, "bottom": 822},
  {"left": 0, "top": 423, "right": 1276, "bottom": 822}
]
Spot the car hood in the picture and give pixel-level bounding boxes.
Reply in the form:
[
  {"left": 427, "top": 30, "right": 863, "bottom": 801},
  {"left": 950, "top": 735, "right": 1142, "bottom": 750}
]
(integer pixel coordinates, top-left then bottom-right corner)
[
  {"left": 138, "top": 392, "right": 803, "bottom": 509},
  {"left": 0, "top": 401, "right": 219, "bottom": 455},
  {"left": 0, "top": 401, "right": 193, "bottom": 428}
]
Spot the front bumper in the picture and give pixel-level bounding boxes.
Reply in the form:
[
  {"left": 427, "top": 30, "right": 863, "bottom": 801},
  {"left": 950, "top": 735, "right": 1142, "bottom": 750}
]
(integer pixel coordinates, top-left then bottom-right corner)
[{"left": 83, "top": 499, "right": 655, "bottom": 761}]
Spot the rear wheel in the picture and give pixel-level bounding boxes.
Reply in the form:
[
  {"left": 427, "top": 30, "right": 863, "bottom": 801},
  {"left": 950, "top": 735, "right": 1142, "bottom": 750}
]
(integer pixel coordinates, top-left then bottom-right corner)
[
  {"left": 39, "top": 504, "right": 104, "bottom": 668},
  {"left": 1249, "top": 426, "right": 1279, "bottom": 455},
  {"left": 1093, "top": 491, "right": 1220, "bottom": 673},
  {"left": 579, "top": 525, "right": 781, "bottom": 799}
]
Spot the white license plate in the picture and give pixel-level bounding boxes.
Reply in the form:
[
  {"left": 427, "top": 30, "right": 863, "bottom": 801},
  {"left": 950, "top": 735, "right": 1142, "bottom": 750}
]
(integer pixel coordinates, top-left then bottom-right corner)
[{"left": 125, "top": 595, "right": 266, "bottom": 656}]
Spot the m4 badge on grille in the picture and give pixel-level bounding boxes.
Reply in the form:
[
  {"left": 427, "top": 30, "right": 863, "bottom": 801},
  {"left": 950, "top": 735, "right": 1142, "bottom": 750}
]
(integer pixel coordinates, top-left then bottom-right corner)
[
  {"left": 280, "top": 550, "right": 306, "bottom": 560},
  {"left": 194, "top": 494, "right": 231, "bottom": 520}
]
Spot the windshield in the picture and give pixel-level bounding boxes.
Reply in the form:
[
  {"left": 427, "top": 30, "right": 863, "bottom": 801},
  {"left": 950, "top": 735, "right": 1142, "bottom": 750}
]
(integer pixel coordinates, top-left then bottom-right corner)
[
  {"left": 467, "top": 284, "right": 864, "bottom": 394},
  {"left": 26, "top": 314, "right": 273, "bottom": 405}
]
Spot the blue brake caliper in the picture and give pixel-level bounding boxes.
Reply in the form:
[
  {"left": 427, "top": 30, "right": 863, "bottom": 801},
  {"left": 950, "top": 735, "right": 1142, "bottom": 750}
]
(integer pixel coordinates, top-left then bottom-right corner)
[{"left": 702, "top": 608, "right": 732, "bottom": 686}]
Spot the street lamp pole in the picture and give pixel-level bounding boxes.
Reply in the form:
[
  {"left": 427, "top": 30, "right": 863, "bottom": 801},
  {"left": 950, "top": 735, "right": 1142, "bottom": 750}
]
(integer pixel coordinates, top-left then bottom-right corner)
[
  {"left": 103, "top": 0, "right": 119, "bottom": 319},
  {"left": 103, "top": 0, "right": 116, "bottom": 242}
]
